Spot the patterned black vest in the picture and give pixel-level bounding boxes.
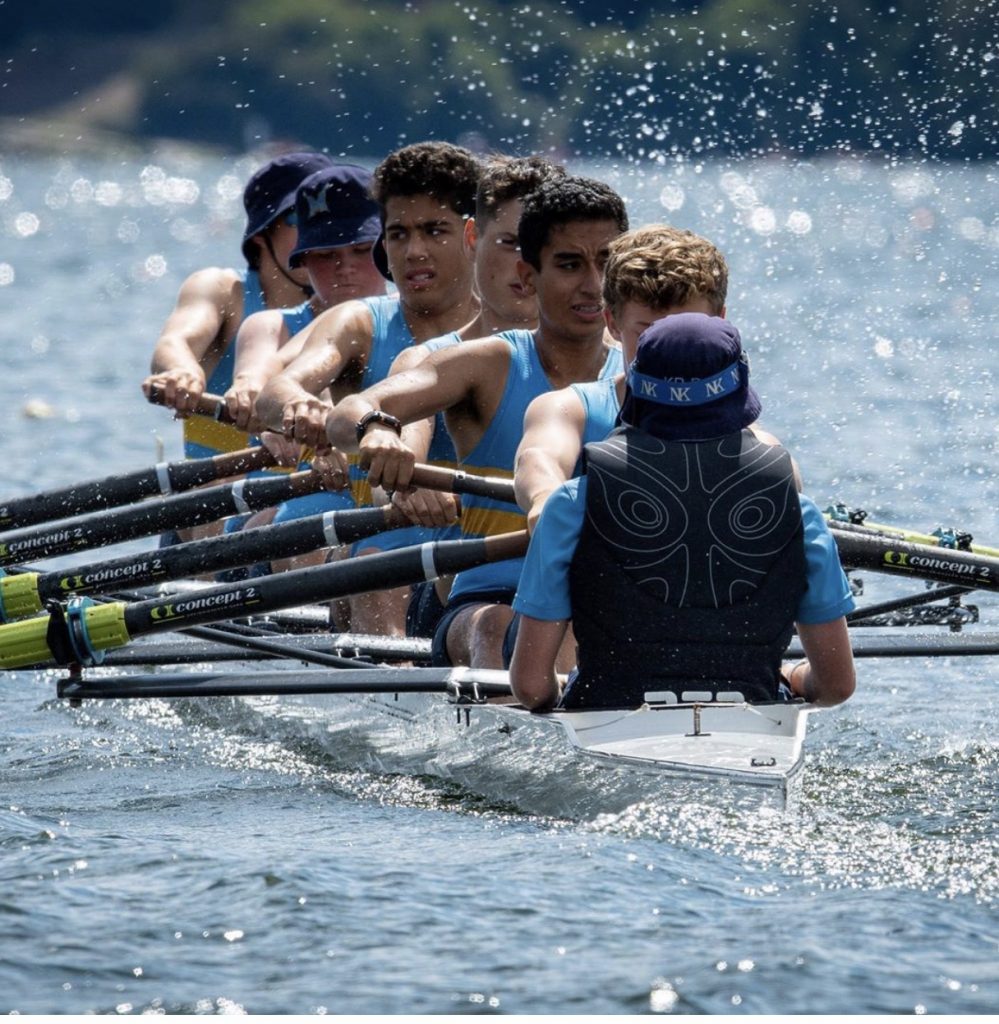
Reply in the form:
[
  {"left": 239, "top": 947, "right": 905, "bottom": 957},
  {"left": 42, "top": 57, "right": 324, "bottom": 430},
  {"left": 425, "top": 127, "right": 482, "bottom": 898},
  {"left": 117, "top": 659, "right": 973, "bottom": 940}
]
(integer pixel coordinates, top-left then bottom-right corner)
[{"left": 565, "top": 427, "right": 806, "bottom": 708}]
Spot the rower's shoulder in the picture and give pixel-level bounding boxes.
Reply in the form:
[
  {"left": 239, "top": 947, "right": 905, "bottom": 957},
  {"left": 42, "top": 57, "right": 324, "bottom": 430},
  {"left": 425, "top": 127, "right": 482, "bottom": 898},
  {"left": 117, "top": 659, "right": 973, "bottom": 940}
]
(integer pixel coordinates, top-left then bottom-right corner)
[
  {"left": 749, "top": 423, "right": 784, "bottom": 448},
  {"left": 236, "top": 306, "right": 286, "bottom": 342},
  {"left": 309, "top": 298, "right": 376, "bottom": 341},
  {"left": 748, "top": 424, "right": 804, "bottom": 490},
  {"left": 175, "top": 265, "right": 243, "bottom": 304},
  {"left": 524, "top": 382, "right": 586, "bottom": 429}
]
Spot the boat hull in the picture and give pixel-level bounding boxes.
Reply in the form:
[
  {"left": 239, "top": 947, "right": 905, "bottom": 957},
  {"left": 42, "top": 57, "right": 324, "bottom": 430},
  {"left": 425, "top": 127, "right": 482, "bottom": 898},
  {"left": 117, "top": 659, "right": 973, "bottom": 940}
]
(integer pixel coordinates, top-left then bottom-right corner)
[{"left": 252, "top": 670, "right": 814, "bottom": 812}]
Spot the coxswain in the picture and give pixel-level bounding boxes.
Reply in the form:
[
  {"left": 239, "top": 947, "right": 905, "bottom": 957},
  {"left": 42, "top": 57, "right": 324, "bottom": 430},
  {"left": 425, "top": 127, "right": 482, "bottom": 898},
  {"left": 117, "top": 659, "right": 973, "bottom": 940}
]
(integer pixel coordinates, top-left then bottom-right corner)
[{"left": 510, "top": 312, "right": 856, "bottom": 711}]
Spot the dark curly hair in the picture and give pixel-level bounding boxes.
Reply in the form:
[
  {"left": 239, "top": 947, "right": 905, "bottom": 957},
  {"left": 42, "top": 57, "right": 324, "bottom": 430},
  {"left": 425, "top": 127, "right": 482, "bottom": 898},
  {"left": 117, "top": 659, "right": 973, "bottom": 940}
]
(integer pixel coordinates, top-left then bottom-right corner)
[
  {"left": 371, "top": 141, "right": 481, "bottom": 220},
  {"left": 518, "top": 175, "right": 629, "bottom": 269},
  {"left": 474, "top": 155, "right": 565, "bottom": 224}
]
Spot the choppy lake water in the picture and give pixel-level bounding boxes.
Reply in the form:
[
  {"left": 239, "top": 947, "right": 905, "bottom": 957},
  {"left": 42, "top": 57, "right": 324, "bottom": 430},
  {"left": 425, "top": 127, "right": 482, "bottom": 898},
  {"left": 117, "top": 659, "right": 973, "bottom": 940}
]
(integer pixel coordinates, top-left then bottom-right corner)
[{"left": 1, "top": 148, "right": 999, "bottom": 1013}]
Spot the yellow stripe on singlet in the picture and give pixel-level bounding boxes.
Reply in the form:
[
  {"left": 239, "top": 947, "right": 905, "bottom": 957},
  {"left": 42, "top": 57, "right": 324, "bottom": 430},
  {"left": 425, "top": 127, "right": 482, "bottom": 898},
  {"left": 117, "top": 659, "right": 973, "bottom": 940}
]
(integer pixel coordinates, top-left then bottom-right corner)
[
  {"left": 460, "top": 504, "right": 527, "bottom": 539},
  {"left": 182, "top": 415, "right": 251, "bottom": 455}
]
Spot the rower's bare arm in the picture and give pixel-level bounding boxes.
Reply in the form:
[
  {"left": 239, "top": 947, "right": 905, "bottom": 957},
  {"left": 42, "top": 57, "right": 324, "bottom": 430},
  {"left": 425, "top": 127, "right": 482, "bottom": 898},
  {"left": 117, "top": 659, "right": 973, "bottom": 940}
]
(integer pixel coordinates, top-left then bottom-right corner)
[
  {"left": 327, "top": 339, "right": 511, "bottom": 493},
  {"left": 143, "top": 268, "right": 240, "bottom": 414},
  {"left": 510, "top": 615, "right": 568, "bottom": 712},
  {"left": 389, "top": 344, "right": 438, "bottom": 464},
  {"left": 515, "top": 389, "right": 588, "bottom": 533},
  {"left": 256, "top": 301, "right": 372, "bottom": 448},
  {"left": 381, "top": 345, "right": 459, "bottom": 525},
  {"left": 224, "top": 309, "right": 288, "bottom": 430},
  {"left": 787, "top": 617, "right": 856, "bottom": 706}
]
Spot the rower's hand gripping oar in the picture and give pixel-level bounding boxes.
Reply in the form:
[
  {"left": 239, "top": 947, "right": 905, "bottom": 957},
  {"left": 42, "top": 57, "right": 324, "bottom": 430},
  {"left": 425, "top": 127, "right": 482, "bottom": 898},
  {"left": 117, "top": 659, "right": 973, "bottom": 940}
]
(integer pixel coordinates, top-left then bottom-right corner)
[
  {"left": 0, "top": 469, "right": 326, "bottom": 567},
  {"left": 0, "top": 531, "right": 528, "bottom": 670},
  {"left": 0, "top": 504, "right": 405, "bottom": 623},
  {"left": 0, "top": 446, "right": 277, "bottom": 532},
  {"left": 145, "top": 386, "right": 235, "bottom": 424}
]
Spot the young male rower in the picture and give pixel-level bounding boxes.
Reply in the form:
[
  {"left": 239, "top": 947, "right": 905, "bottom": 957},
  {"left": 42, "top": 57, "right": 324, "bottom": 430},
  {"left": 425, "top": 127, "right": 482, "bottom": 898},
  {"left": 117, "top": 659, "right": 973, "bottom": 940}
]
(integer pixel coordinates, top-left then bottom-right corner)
[
  {"left": 324, "top": 175, "right": 629, "bottom": 668},
  {"left": 218, "top": 162, "right": 388, "bottom": 563},
  {"left": 383, "top": 155, "right": 565, "bottom": 637},
  {"left": 143, "top": 150, "right": 333, "bottom": 460},
  {"left": 516, "top": 224, "right": 756, "bottom": 532},
  {"left": 223, "top": 162, "right": 387, "bottom": 435},
  {"left": 254, "top": 141, "right": 481, "bottom": 633},
  {"left": 509, "top": 313, "right": 857, "bottom": 711}
]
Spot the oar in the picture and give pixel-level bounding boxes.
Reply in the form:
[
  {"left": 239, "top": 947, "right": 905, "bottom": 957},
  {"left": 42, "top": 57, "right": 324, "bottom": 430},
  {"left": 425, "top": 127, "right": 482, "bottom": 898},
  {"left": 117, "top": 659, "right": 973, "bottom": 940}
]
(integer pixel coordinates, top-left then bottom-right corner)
[
  {"left": 0, "top": 505, "right": 402, "bottom": 622},
  {"left": 846, "top": 584, "right": 971, "bottom": 624},
  {"left": 146, "top": 386, "right": 235, "bottom": 424},
  {"left": 0, "top": 446, "right": 277, "bottom": 532},
  {"left": 408, "top": 463, "right": 515, "bottom": 502},
  {"left": 824, "top": 504, "right": 999, "bottom": 559},
  {"left": 785, "top": 631, "right": 999, "bottom": 659},
  {"left": 832, "top": 528, "right": 999, "bottom": 591},
  {"left": 99, "top": 631, "right": 431, "bottom": 667},
  {"left": 0, "top": 531, "right": 528, "bottom": 670},
  {"left": 58, "top": 666, "right": 513, "bottom": 702},
  {"left": 0, "top": 470, "right": 325, "bottom": 567}
]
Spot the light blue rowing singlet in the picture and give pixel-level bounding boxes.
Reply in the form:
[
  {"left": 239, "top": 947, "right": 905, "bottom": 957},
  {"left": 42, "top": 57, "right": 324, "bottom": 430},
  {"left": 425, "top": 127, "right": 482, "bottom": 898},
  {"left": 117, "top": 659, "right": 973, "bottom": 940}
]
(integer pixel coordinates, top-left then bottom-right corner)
[
  {"left": 448, "top": 332, "right": 623, "bottom": 600},
  {"left": 184, "top": 267, "right": 269, "bottom": 459}
]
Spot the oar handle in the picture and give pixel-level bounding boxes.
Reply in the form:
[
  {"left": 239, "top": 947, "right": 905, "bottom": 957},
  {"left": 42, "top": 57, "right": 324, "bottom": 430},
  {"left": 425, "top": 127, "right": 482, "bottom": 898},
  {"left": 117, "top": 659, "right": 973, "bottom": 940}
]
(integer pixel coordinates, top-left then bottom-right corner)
[
  {"left": 146, "top": 386, "right": 236, "bottom": 424},
  {"left": 410, "top": 463, "right": 516, "bottom": 503}
]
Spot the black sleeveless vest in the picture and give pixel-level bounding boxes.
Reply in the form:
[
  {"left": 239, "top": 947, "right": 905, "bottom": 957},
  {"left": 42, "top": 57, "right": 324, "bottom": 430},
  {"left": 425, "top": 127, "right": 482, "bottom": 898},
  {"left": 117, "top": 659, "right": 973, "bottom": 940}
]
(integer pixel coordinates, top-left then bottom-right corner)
[{"left": 564, "top": 427, "right": 806, "bottom": 708}]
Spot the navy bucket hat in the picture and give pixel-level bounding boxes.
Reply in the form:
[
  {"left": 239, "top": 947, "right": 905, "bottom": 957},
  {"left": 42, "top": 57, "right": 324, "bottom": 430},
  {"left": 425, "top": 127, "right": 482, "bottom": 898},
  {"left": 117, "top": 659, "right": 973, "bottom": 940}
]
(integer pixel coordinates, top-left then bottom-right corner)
[
  {"left": 288, "top": 164, "right": 381, "bottom": 268},
  {"left": 620, "top": 313, "right": 761, "bottom": 441},
  {"left": 241, "top": 151, "right": 334, "bottom": 264}
]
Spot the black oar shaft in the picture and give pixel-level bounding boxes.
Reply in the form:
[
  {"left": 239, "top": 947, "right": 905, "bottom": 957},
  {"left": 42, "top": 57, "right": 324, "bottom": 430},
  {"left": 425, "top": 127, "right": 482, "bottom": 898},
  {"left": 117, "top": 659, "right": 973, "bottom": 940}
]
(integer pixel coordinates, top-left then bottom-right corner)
[
  {"left": 57, "top": 668, "right": 513, "bottom": 701},
  {"left": 0, "top": 471, "right": 321, "bottom": 566},
  {"left": 0, "top": 447, "right": 276, "bottom": 531},
  {"left": 121, "top": 532, "right": 527, "bottom": 639},
  {"left": 146, "top": 387, "right": 234, "bottom": 424},
  {"left": 9, "top": 506, "right": 394, "bottom": 616},
  {"left": 0, "top": 530, "right": 527, "bottom": 670},
  {"left": 832, "top": 528, "right": 999, "bottom": 592},
  {"left": 411, "top": 463, "right": 515, "bottom": 502}
]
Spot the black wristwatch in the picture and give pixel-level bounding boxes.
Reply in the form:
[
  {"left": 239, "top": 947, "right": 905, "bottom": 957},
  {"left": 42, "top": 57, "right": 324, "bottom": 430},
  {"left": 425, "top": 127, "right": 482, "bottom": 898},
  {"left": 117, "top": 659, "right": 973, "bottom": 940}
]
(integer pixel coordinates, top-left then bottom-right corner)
[{"left": 355, "top": 409, "right": 403, "bottom": 443}]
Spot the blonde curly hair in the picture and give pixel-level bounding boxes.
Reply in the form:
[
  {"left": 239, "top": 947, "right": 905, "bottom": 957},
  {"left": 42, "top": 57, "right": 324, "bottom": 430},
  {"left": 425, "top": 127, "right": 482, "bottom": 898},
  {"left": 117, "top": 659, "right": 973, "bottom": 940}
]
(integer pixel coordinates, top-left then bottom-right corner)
[{"left": 603, "top": 225, "right": 728, "bottom": 316}]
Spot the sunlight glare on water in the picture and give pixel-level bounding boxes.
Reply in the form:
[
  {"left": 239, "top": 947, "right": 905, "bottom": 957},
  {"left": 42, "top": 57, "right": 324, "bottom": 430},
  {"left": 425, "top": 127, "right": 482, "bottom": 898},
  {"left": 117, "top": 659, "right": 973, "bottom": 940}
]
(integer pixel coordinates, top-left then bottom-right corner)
[{"left": 1, "top": 148, "right": 998, "bottom": 1013}]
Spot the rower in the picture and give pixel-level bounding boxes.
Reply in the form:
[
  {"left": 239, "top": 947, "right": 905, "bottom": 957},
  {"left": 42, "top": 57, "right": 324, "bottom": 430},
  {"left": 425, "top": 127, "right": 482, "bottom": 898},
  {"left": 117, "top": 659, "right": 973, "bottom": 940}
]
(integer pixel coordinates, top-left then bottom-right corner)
[
  {"left": 509, "top": 313, "right": 857, "bottom": 711},
  {"left": 254, "top": 141, "right": 481, "bottom": 634},
  {"left": 142, "top": 151, "right": 333, "bottom": 461},
  {"left": 223, "top": 162, "right": 386, "bottom": 436},
  {"left": 218, "top": 163, "right": 389, "bottom": 569},
  {"left": 514, "top": 224, "right": 798, "bottom": 533},
  {"left": 377, "top": 155, "right": 566, "bottom": 638},
  {"left": 325, "top": 175, "right": 629, "bottom": 668}
]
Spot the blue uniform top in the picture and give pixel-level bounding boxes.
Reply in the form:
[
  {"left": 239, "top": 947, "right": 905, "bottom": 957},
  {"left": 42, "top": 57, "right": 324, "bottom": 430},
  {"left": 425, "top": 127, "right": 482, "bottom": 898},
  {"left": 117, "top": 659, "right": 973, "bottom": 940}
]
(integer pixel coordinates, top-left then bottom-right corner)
[
  {"left": 570, "top": 375, "right": 622, "bottom": 446},
  {"left": 280, "top": 299, "right": 316, "bottom": 340},
  {"left": 448, "top": 332, "right": 624, "bottom": 601},
  {"left": 514, "top": 482, "right": 855, "bottom": 625},
  {"left": 419, "top": 331, "right": 462, "bottom": 469},
  {"left": 346, "top": 294, "right": 439, "bottom": 553},
  {"left": 184, "top": 268, "right": 268, "bottom": 459}
]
